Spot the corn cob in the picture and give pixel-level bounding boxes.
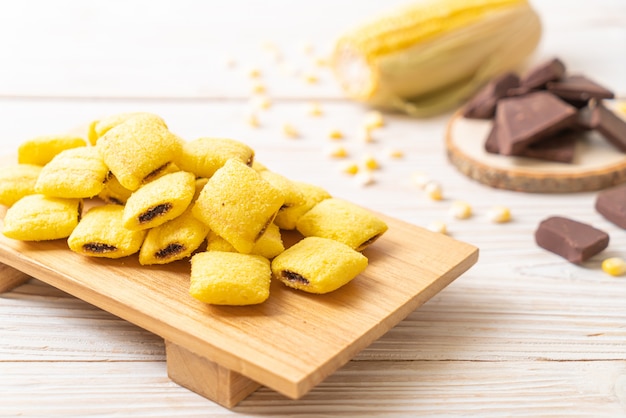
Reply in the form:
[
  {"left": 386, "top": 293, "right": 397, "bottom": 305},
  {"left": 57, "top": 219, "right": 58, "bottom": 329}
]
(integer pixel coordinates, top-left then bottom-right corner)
[{"left": 331, "top": 0, "right": 542, "bottom": 117}]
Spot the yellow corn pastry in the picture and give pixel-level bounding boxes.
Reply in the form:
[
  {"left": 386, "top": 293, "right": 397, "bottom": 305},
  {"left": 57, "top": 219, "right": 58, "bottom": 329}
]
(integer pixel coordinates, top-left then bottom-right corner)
[
  {"left": 35, "top": 146, "right": 109, "bottom": 198},
  {"left": 0, "top": 164, "right": 42, "bottom": 207},
  {"left": 68, "top": 205, "right": 146, "bottom": 258},
  {"left": 275, "top": 180, "right": 331, "bottom": 230},
  {"left": 206, "top": 222, "right": 284, "bottom": 259},
  {"left": 296, "top": 198, "right": 388, "bottom": 251},
  {"left": 139, "top": 207, "right": 210, "bottom": 265},
  {"left": 88, "top": 112, "right": 167, "bottom": 145},
  {"left": 176, "top": 137, "right": 254, "bottom": 178},
  {"left": 96, "top": 115, "right": 183, "bottom": 191},
  {"left": 271, "top": 236, "right": 368, "bottom": 294},
  {"left": 97, "top": 174, "right": 133, "bottom": 205},
  {"left": 123, "top": 171, "right": 196, "bottom": 231},
  {"left": 189, "top": 251, "right": 271, "bottom": 305},
  {"left": 259, "top": 171, "right": 307, "bottom": 230},
  {"left": 2, "top": 194, "right": 81, "bottom": 241},
  {"left": 18, "top": 135, "right": 86, "bottom": 166},
  {"left": 192, "top": 159, "right": 284, "bottom": 254}
]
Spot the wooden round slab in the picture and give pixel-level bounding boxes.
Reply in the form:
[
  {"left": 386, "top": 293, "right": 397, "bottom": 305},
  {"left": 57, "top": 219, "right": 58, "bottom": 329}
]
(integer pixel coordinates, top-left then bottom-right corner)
[{"left": 445, "top": 112, "right": 626, "bottom": 193}]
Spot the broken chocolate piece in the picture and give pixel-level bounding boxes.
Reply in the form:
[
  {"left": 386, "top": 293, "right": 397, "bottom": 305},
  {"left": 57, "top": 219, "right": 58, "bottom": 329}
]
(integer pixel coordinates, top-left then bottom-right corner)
[
  {"left": 535, "top": 216, "right": 609, "bottom": 264},
  {"left": 547, "top": 75, "right": 614, "bottom": 103},
  {"left": 520, "top": 58, "right": 566, "bottom": 89},
  {"left": 463, "top": 72, "right": 520, "bottom": 119},
  {"left": 595, "top": 184, "right": 626, "bottom": 229},
  {"left": 591, "top": 102, "right": 626, "bottom": 152},
  {"left": 496, "top": 91, "right": 577, "bottom": 155}
]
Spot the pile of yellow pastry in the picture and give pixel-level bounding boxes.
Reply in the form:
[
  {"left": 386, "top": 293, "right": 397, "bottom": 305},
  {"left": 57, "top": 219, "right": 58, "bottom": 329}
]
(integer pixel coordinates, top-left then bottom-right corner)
[{"left": 0, "top": 112, "right": 388, "bottom": 305}]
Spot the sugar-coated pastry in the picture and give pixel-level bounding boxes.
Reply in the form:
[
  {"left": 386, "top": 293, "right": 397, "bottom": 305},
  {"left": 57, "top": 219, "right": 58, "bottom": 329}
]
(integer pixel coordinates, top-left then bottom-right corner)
[
  {"left": 189, "top": 251, "right": 271, "bottom": 305},
  {"left": 296, "top": 198, "right": 388, "bottom": 251},
  {"left": 88, "top": 112, "right": 167, "bottom": 145},
  {"left": 2, "top": 194, "right": 81, "bottom": 241},
  {"left": 35, "top": 146, "right": 109, "bottom": 198},
  {"left": 139, "top": 207, "right": 210, "bottom": 265},
  {"left": 192, "top": 159, "right": 284, "bottom": 254},
  {"left": 68, "top": 205, "right": 146, "bottom": 258},
  {"left": 176, "top": 137, "right": 254, "bottom": 178},
  {"left": 97, "top": 174, "right": 133, "bottom": 205},
  {"left": 259, "top": 171, "right": 306, "bottom": 230},
  {"left": 275, "top": 180, "right": 331, "bottom": 230},
  {"left": 0, "top": 164, "right": 42, "bottom": 207},
  {"left": 96, "top": 116, "right": 183, "bottom": 191},
  {"left": 18, "top": 135, "right": 86, "bottom": 166},
  {"left": 206, "top": 222, "right": 284, "bottom": 259},
  {"left": 123, "top": 171, "right": 196, "bottom": 231},
  {"left": 251, "top": 160, "right": 269, "bottom": 173},
  {"left": 271, "top": 236, "right": 367, "bottom": 294}
]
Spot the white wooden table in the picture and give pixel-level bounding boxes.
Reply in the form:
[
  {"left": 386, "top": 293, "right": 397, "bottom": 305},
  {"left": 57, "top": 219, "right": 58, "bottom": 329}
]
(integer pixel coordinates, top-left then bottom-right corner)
[{"left": 1, "top": 1, "right": 625, "bottom": 416}]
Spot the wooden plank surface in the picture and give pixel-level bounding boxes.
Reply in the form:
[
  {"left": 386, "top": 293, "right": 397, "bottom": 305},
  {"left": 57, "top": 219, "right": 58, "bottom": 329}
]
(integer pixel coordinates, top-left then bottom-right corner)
[{"left": 1, "top": 0, "right": 626, "bottom": 416}]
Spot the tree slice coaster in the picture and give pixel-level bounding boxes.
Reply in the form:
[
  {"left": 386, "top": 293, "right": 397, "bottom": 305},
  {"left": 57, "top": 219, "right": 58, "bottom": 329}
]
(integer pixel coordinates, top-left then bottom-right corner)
[{"left": 445, "top": 111, "right": 626, "bottom": 193}]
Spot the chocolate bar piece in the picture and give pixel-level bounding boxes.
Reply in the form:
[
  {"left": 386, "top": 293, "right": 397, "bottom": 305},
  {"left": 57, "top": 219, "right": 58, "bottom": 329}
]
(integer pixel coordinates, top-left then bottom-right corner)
[
  {"left": 485, "top": 124, "right": 577, "bottom": 163},
  {"left": 463, "top": 72, "right": 520, "bottom": 119},
  {"left": 595, "top": 184, "right": 626, "bottom": 229},
  {"left": 520, "top": 58, "right": 566, "bottom": 89},
  {"left": 496, "top": 91, "right": 577, "bottom": 155},
  {"left": 591, "top": 102, "right": 626, "bottom": 152},
  {"left": 535, "top": 216, "right": 609, "bottom": 263},
  {"left": 547, "top": 75, "right": 615, "bottom": 103}
]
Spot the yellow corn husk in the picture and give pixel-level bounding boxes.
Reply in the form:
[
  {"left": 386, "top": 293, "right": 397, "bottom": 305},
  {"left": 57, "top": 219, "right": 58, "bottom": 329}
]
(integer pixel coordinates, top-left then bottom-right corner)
[{"left": 331, "top": 0, "right": 542, "bottom": 117}]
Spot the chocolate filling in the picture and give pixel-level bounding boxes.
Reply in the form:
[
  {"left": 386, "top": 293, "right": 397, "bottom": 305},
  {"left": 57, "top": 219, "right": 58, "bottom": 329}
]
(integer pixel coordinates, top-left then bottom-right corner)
[
  {"left": 357, "top": 234, "right": 381, "bottom": 251},
  {"left": 255, "top": 213, "right": 276, "bottom": 241},
  {"left": 282, "top": 270, "right": 309, "bottom": 285},
  {"left": 142, "top": 162, "right": 170, "bottom": 183},
  {"left": 83, "top": 242, "right": 117, "bottom": 253},
  {"left": 155, "top": 243, "right": 185, "bottom": 259},
  {"left": 138, "top": 203, "right": 173, "bottom": 223}
]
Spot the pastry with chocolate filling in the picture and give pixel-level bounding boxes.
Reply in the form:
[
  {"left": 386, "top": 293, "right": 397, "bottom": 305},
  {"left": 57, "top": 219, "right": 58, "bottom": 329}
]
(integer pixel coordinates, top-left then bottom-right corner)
[
  {"left": 88, "top": 112, "right": 167, "bottom": 145},
  {"left": 189, "top": 251, "right": 271, "bottom": 305},
  {"left": 259, "top": 171, "right": 307, "bottom": 230},
  {"left": 35, "top": 146, "right": 109, "bottom": 198},
  {"left": 2, "top": 194, "right": 81, "bottom": 241},
  {"left": 0, "top": 164, "right": 42, "bottom": 207},
  {"left": 271, "top": 236, "right": 368, "bottom": 294},
  {"left": 123, "top": 171, "right": 196, "bottom": 231},
  {"left": 68, "top": 205, "right": 146, "bottom": 258},
  {"left": 206, "top": 222, "right": 284, "bottom": 259},
  {"left": 18, "top": 135, "right": 86, "bottom": 166},
  {"left": 176, "top": 137, "right": 254, "bottom": 178},
  {"left": 296, "top": 198, "right": 388, "bottom": 251},
  {"left": 192, "top": 159, "right": 284, "bottom": 254}
]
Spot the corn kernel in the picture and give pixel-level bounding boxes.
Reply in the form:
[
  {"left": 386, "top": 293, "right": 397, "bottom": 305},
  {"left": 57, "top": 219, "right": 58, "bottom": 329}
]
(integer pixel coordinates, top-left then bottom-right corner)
[
  {"left": 487, "top": 205, "right": 512, "bottom": 223},
  {"left": 249, "top": 95, "right": 272, "bottom": 110},
  {"left": 449, "top": 201, "right": 472, "bottom": 219},
  {"left": 304, "top": 73, "right": 319, "bottom": 84},
  {"left": 357, "top": 126, "right": 375, "bottom": 143},
  {"left": 308, "top": 102, "right": 323, "bottom": 116},
  {"left": 340, "top": 161, "right": 359, "bottom": 175},
  {"left": 385, "top": 148, "right": 404, "bottom": 158},
  {"left": 248, "top": 68, "right": 262, "bottom": 78},
  {"left": 246, "top": 113, "right": 260, "bottom": 128},
  {"left": 602, "top": 257, "right": 626, "bottom": 277},
  {"left": 355, "top": 171, "right": 375, "bottom": 186},
  {"left": 426, "top": 220, "right": 447, "bottom": 235},
  {"left": 362, "top": 155, "right": 380, "bottom": 171},
  {"left": 364, "top": 110, "right": 385, "bottom": 130},
  {"left": 282, "top": 123, "right": 299, "bottom": 138},
  {"left": 251, "top": 82, "right": 266, "bottom": 94},
  {"left": 327, "top": 145, "right": 348, "bottom": 158},
  {"left": 315, "top": 57, "right": 329, "bottom": 67},
  {"left": 328, "top": 129, "right": 344, "bottom": 140},
  {"left": 411, "top": 171, "right": 431, "bottom": 189},
  {"left": 424, "top": 181, "right": 443, "bottom": 201}
]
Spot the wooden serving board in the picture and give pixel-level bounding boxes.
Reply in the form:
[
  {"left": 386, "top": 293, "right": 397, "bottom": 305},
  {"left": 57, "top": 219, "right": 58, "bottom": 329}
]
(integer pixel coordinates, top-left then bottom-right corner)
[
  {"left": 446, "top": 111, "right": 626, "bottom": 193},
  {"left": 0, "top": 207, "right": 477, "bottom": 407}
]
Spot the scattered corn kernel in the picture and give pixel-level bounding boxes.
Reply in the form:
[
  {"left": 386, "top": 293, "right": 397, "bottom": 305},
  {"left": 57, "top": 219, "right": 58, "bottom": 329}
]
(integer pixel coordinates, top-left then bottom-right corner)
[
  {"left": 246, "top": 113, "right": 260, "bottom": 128},
  {"left": 355, "top": 171, "right": 375, "bottom": 186},
  {"left": 362, "top": 155, "right": 380, "bottom": 171},
  {"left": 315, "top": 57, "right": 329, "bottom": 67},
  {"left": 304, "top": 73, "right": 319, "bottom": 84},
  {"left": 424, "top": 181, "right": 443, "bottom": 201},
  {"left": 308, "top": 102, "right": 323, "bottom": 116},
  {"left": 282, "top": 123, "right": 299, "bottom": 138},
  {"left": 357, "top": 126, "right": 375, "bottom": 143},
  {"left": 449, "top": 201, "right": 472, "bottom": 219},
  {"left": 340, "top": 161, "right": 359, "bottom": 175},
  {"left": 249, "top": 95, "right": 272, "bottom": 110},
  {"left": 248, "top": 68, "right": 262, "bottom": 78},
  {"left": 385, "top": 148, "right": 404, "bottom": 158},
  {"left": 328, "top": 129, "right": 344, "bottom": 140},
  {"left": 251, "top": 82, "right": 266, "bottom": 94},
  {"left": 426, "top": 220, "right": 447, "bottom": 235},
  {"left": 602, "top": 257, "right": 626, "bottom": 277},
  {"left": 411, "top": 171, "right": 431, "bottom": 189},
  {"left": 327, "top": 145, "right": 348, "bottom": 158},
  {"left": 364, "top": 110, "right": 385, "bottom": 130},
  {"left": 487, "top": 205, "right": 512, "bottom": 223}
]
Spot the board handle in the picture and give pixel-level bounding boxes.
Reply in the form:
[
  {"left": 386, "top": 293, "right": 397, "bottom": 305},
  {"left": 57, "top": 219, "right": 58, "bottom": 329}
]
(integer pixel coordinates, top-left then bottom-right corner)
[
  {"left": 0, "top": 263, "right": 30, "bottom": 293},
  {"left": 165, "top": 340, "right": 261, "bottom": 408}
]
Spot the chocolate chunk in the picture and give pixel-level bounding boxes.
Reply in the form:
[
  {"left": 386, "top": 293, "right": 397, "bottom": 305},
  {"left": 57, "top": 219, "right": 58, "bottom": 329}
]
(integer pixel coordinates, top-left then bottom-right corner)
[
  {"left": 520, "top": 58, "right": 566, "bottom": 89},
  {"left": 547, "top": 75, "right": 615, "bottom": 103},
  {"left": 463, "top": 72, "right": 520, "bottom": 119},
  {"left": 155, "top": 243, "right": 186, "bottom": 259},
  {"left": 535, "top": 216, "right": 609, "bottom": 263},
  {"left": 83, "top": 242, "right": 118, "bottom": 254},
  {"left": 595, "top": 184, "right": 626, "bottom": 229},
  {"left": 485, "top": 123, "right": 577, "bottom": 163},
  {"left": 138, "top": 203, "right": 173, "bottom": 223},
  {"left": 591, "top": 102, "right": 626, "bottom": 152},
  {"left": 496, "top": 91, "right": 577, "bottom": 155},
  {"left": 282, "top": 270, "right": 310, "bottom": 285}
]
